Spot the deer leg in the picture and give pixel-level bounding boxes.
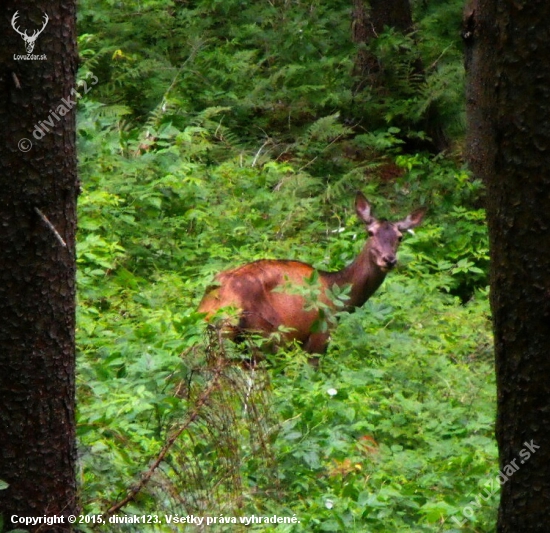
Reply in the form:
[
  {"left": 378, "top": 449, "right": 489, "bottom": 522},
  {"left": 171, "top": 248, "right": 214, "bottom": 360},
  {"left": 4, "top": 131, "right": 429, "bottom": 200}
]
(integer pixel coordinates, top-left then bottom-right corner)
[
  {"left": 303, "top": 333, "right": 329, "bottom": 368},
  {"left": 303, "top": 332, "right": 329, "bottom": 355}
]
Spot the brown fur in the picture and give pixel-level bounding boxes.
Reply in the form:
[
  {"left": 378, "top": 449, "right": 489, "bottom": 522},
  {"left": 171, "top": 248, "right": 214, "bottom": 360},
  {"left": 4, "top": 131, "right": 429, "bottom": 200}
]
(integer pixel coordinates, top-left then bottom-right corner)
[{"left": 198, "top": 193, "right": 425, "bottom": 354}]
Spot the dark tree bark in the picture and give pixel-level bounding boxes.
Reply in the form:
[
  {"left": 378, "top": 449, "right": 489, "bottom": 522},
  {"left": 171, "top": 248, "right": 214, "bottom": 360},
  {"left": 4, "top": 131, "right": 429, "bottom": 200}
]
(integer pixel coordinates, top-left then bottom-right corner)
[
  {"left": 0, "top": 2, "right": 78, "bottom": 530},
  {"left": 368, "top": 0, "right": 414, "bottom": 34},
  {"left": 465, "top": 1, "right": 550, "bottom": 530}
]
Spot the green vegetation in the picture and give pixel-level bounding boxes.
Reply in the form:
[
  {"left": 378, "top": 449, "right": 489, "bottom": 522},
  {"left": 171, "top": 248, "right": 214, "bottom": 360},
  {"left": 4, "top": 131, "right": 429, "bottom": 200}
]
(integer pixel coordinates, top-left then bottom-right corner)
[{"left": 76, "top": 0, "right": 495, "bottom": 531}]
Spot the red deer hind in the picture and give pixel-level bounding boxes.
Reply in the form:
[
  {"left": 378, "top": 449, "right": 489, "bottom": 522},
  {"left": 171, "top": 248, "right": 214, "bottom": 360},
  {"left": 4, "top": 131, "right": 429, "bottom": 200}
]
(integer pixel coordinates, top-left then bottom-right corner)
[{"left": 198, "top": 192, "right": 425, "bottom": 354}]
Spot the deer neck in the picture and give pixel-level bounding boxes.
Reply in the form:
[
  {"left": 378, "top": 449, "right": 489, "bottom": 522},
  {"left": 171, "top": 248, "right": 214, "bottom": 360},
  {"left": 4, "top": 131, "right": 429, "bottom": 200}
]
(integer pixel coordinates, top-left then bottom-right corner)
[{"left": 323, "top": 242, "right": 388, "bottom": 310}]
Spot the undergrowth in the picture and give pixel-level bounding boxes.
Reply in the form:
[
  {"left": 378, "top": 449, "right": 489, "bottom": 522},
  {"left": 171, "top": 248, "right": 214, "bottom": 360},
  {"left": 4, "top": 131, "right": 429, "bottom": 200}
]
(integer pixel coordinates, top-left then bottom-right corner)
[
  {"left": 75, "top": 0, "right": 495, "bottom": 531},
  {"left": 77, "top": 105, "right": 494, "bottom": 531}
]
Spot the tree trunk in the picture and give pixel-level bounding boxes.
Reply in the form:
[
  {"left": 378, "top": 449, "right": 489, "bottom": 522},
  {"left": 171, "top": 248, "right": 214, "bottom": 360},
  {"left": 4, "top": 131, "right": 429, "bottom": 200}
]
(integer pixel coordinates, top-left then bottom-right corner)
[
  {"left": 351, "top": 0, "right": 448, "bottom": 152},
  {"left": 465, "top": 1, "right": 550, "bottom": 530},
  {"left": 369, "top": 0, "right": 414, "bottom": 34},
  {"left": 351, "top": 0, "right": 413, "bottom": 87},
  {"left": 351, "top": 0, "right": 378, "bottom": 85},
  {"left": 0, "top": 2, "right": 78, "bottom": 530}
]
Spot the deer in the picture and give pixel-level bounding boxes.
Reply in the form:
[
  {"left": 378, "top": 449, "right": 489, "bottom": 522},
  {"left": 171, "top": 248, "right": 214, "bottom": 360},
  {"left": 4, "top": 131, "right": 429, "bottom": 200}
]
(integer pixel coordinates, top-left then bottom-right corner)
[
  {"left": 198, "top": 192, "right": 425, "bottom": 356},
  {"left": 11, "top": 11, "right": 49, "bottom": 54}
]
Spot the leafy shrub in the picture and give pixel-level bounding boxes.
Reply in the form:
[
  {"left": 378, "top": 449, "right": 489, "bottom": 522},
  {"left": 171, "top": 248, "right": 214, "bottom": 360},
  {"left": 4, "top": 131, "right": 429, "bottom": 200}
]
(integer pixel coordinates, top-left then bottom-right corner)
[{"left": 75, "top": 0, "right": 495, "bottom": 530}]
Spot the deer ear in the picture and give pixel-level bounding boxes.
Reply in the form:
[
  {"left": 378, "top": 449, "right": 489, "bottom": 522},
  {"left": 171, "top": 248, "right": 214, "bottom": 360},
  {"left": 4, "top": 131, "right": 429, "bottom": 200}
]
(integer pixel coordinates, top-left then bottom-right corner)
[
  {"left": 396, "top": 207, "right": 426, "bottom": 231},
  {"left": 355, "top": 192, "right": 374, "bottom": 225}
]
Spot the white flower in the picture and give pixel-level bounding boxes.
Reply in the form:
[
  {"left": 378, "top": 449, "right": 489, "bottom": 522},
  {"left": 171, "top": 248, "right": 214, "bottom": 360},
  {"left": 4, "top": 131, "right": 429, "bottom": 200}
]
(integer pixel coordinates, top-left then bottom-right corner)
[{"left": 327, "top": 388, "right": 338, "bottom": 397}]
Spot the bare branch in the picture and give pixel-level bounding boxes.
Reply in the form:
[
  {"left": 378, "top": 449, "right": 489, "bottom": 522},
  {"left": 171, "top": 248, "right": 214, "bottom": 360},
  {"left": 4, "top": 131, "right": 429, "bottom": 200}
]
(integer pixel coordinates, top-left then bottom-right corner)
[
  {"left": 12, "top": 73, "right": 21, "bottom": 90},
  {"left": 104, "top": 364, "right": 225, "bottom": 516},
  {"left": 34, "top": 207, "right": 67, "bottom": 248}
]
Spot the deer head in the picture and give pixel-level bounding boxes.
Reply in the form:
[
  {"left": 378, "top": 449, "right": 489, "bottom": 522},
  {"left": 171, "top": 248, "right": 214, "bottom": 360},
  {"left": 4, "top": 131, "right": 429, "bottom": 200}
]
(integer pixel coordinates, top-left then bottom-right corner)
[
  {"left": 12, "top": 11, "right": 49, "bottom": 54},
  {"left": 355, "top": 192, "right": 425, "bottom": 272}
]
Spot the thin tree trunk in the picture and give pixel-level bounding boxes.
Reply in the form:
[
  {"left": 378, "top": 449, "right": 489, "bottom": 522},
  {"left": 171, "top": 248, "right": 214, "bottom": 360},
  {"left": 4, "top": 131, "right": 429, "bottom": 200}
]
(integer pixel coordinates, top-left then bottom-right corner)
[
  {"left": 351, "top": 0, "right": 379, "bottom": 87},
  {"left": 351, "top": 0, "right": 448, "bottom": 152},
  {"left": 465, "top": 0, "right": 550, "bottom": 530},
  {"left": 369, "top": 0, "right": 414, "bottom": 33},
  {"left": 0, "top": 2, "right": 78, "bottom": 529},
  {"left": 351, "top": 0, "right": 414, "bottom": 84}
]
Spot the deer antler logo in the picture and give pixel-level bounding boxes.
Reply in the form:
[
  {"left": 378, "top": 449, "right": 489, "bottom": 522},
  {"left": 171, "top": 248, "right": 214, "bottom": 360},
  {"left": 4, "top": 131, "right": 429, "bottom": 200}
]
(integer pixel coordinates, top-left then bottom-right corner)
[{"left": 11, "top": 11, "right": 49, "bottom": 54}]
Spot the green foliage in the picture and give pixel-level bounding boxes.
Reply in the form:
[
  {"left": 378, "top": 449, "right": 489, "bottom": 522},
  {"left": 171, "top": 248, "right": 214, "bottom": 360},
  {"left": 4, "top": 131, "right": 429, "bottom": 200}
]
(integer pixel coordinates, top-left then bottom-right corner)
[
  {"left": 77, "top": 0, "right": 466, "bottom": 152},
  {"left": 76, "top": 101, "right": 495, "bottom": 529},
  {"left": 414, "top": 0, "right": 468, "bottom": 138},
  {"left": 75, "top": 0, "right": 495, "bottom": 531},
  {"left": 266, "top": 278, "right": 495, "bottom": 532}
]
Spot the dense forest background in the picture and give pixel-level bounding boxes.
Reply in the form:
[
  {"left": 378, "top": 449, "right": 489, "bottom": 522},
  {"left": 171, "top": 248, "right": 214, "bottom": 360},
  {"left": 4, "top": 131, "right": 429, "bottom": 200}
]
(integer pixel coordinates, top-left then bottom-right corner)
[{"left": 75, "top": 0, "right": 495, "bottom": 530}]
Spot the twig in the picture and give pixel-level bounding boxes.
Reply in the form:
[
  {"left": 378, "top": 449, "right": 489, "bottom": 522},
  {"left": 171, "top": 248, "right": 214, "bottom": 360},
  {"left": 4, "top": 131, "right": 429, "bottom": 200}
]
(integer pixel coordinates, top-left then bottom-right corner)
[
  {"left": 34, "top": 207, "right": 67, "bottom": 248},
  {"left": 252, "top": 139, "right": 270, "bottom": 167},
  {"left": 298, "top": 132, "right": 346, "bottom": 173},
  {"left": 12, "top": 72, "right": 21, "bottom": 89},
  {"left": 429, "top": 43, "right": 454, "bottom": 71},
  {"left": 158, "top": 39, "right": 206, "bottom": 112},
  {"left": 105, "top": 364, "right": 225, "bottom": 516}
]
